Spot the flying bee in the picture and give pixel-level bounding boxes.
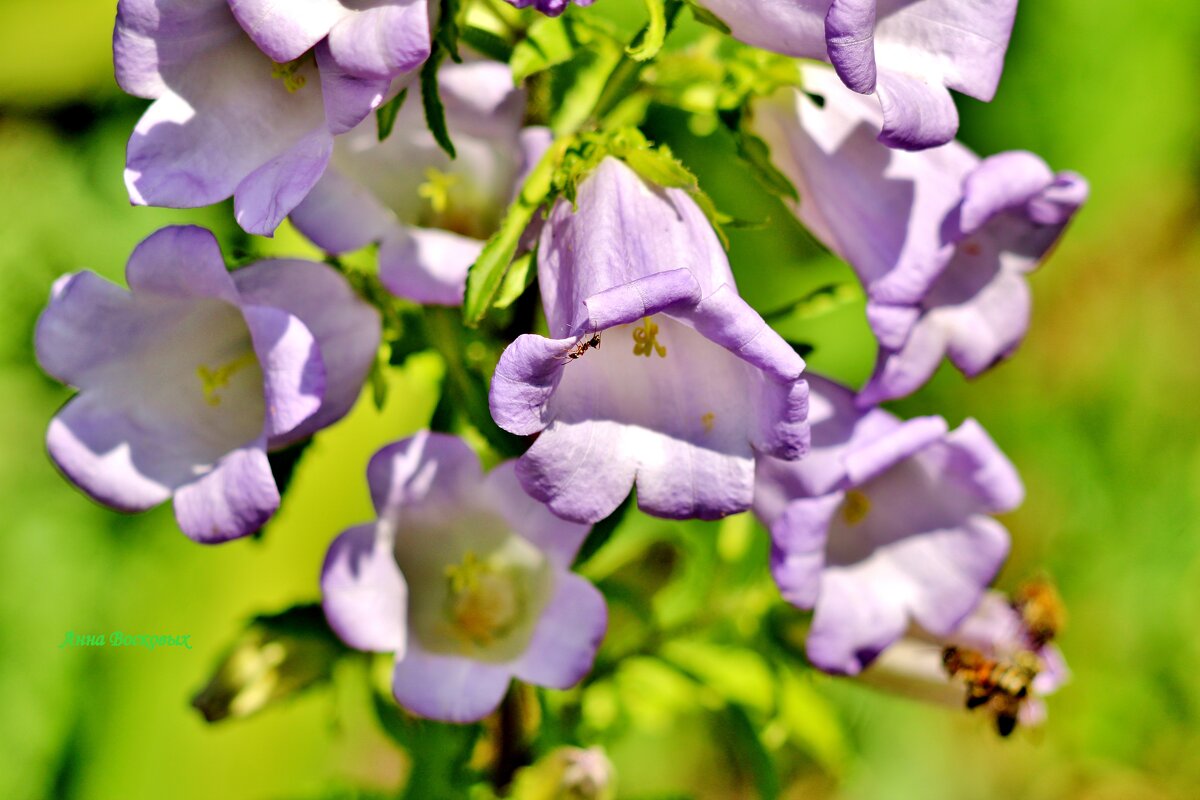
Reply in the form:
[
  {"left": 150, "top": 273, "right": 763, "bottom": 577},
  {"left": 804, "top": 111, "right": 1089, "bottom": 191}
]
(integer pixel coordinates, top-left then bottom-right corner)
[
  {"left": 565, "top": 331, "right": 602, "bottom": 360},
  {"left": 1012, "top": 577, "right": 1066, "bottom": 648},
  {"left": 943, "top": 646, "right": 1040, "bottom": 737}
]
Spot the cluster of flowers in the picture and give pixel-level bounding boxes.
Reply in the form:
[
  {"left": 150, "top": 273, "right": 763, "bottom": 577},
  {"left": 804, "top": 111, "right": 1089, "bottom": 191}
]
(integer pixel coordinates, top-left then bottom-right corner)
[{"left": 39, "top": 0, "right": 1084, "bottom": 731}]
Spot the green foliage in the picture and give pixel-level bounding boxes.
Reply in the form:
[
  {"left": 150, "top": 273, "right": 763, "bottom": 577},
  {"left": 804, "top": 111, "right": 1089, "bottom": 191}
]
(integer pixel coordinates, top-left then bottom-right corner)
[
  {"left": 421, "top": 43, "right": 457, "bottom": 158},
  {"left": 374, "top": 89, "right": 408, "bottom": 142}
]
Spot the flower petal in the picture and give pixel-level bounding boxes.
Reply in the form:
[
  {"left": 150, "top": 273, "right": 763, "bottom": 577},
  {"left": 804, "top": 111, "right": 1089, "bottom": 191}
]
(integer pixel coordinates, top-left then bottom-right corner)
[
  {"left": 513, "top": 572, "right": 606, "bottom": 688},
  {"left": 378, "top": 225, "right": 482, "bottom": 306},
  {"left": 327, "top": 0, "right": 432, "bottom": 81},
  {"left": 321, "top": 522, "right": 408, "bottom": 653},
  {"left": 390, "top": 642, "right": 511, "bottom": 723},
  {"left": 242, "top": 305, "right": 326, "bottom": 441},
  {"left": 367, "top": 431, "right": 484, "bottom": 518},
  {"left": 228, "top": 0, "right": 349, "bottom": 63},
  {"left": 769, "top": 494, "right": 842, "bottom": 608},
  {"left": 234, "top": 128, "right": 334, "bottom": 236},
  {"left": 172, "top": 437, "right": 279, "bottom": 542},
  {"left": 289, "top": 168, "right": 395, "bottom": 253},
  {"left": 234, "top": 260, "right": 381, "bottom": 443},
  {"left": 482, "top": 462, "right": 592, "bottom": 568},
  {"left": 124, "top": 225, "right": 239, "bottom": 303}
]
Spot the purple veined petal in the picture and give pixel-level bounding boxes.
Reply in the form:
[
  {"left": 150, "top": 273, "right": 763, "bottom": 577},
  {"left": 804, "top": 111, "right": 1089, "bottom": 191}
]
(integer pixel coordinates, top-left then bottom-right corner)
[
  {"left": 233, "top": 260, "right": 381, "bottom": 445},
  {"left": 842, "top": 415, "right": 948, "bottom": 486},
  {"left": 124, "top": 32, "right": 327, "bottom": 212},
  {"left": 825, "top": 0, "right": 879, "bottom": 93},
  {"left": 750, "top": 68, "right": 973, "bottom": 305},
  {"left": 955, "top": 151, "right": 1058, "bottom": 236},
  {"left": 172, "top": 436, "right": 280, "bottom": 542},
  {"left": 228, "top": 0, "right": 349, "bottom": 64},
  {"left": 581, "top": 270, "right": 703, "bottom": 334},
  {"left": 315, "top": 40, "right": 396, "bottom": 135},
  {"left": 241, "top": 305, "right": 325, "bottom": 442},
  {"left": 481, "top": 462, "right": 592, "bottom": 568},
  {"left": 124, "top": 225, "right": 240, "bottom": 303},
  {"left": 938, "top": 268, "right": 1032, "bottom": 376},
  {"left": 321, "top": 522, "right": 407, "bottom": 653},
  {"left": 378, "top": 225, "right": 483, "bottom": 306},
  {"left": 289, "top": 168, "right": 395, "bottom": 254},
  {"left": 865, "top": 300, "right": 920, "bottom": 350},
  {"left": 933, "top": 419, "right": 1025, "bottom": 514},
  {"left": 874, "top": 68, "right": 960, "bottom": 151},
  {"left": 234, "top": 128, "right": 335, "bottom": 236},
  {"left": 46, "top": 393, "right": 175, "bottom": 513},
  {"left": 769, "top": 494, "right": 843, "bottom": 608},
  {"left": 367, "top": 431, "right": 485, "bottom": 518},
  {"left": 326, "top": 0, "right": 433, "bottom": 81},
  {"left": 513, "top": 572, "right": 607, "bottom": 689},
  {"left": 857, "top": 317, "right": 949, "bottom": 407},
  {"left": 536, "top": 158, "right": 736, "bottom": 337},
  {"left": 113, "top": 0, "right": 238, "bottom": 99},
  {"left": 488, "top": 333, "right": 577, "bottom": 436},
  {"left": 807, "top": 565, "right": 912, "bottom": 675},
  {"left": 390, "top": 640, "right": 512, "bottom": 723},
  {"left": 885, "top": 515, "right": 1011, "bottom": 636},
  {"left": 515, "top": 419, "right": 636, "bottom": 525},
  {"left": 689, "top": 0, "right": 828, "bottom": 63}
]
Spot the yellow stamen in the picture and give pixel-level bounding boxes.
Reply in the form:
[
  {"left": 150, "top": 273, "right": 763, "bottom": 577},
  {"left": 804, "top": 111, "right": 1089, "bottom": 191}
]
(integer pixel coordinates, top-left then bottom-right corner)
[
  {"left": 443, "top": 551, "right": 522, "bottom": 648},
  {"left": 631, "top": 318, "right": 667, "bottom": 358},
  {"left": 271, "top": 59, "right": 308, "bottom": 92},
  {"left": 840, "top": 489, "right": 871, "bottom": 525},
  {"left": 196, "top": 351, "right": 257, "bottom": 407},
  {"left": 417, "top": 168, "right": 460, "bottom": 217},
  {"left": 701, "top": 412, "right": 715, "bottom": 433}
]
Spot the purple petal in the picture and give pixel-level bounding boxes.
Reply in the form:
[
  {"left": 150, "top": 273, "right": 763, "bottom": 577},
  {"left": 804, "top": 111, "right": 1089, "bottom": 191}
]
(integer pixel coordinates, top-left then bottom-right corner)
[
  {"left": 124, "top": 225, "right": 239, "bottom": 303},
  {"left": 807, "top": 567, "right": 910, "bottom": 675},
  {"left": 233, "top": 259, "right": 381, "bottom": 443},
  {"left": 321, "top": 522, "right": 407, "bottom": 653},
  {"left": 513, "top": 572, "right": 607, "bottom": 689},
  {"left": 234, "top": 128, "right": 334, "bottom": 236},
  {"left": 390, "top": 641, "right": 511, "bottom": 723},
  {"left": 241, "top": 305, "right": 325, "bottom": 441},
  {"left": 289, "top": 168, "right": 394, "bottom": 253},
  {"left": 842, "top": 415, "right": 948, "bottom": 485},
  {"left": 378, "top": 225, "right": 482, "bottom": 306},
  {"left": 367, "top": 431, "right": 484, "bottom": 517},
  {"left": 481, "top": 462, "right": 592, "bottom": 568},
  {"left": 327, "top": 0, "right": 432, "bottom": 81},
  {"left": 515, "top": 419, "right": 637, "bottom": 525},
  {"left": 874, "top": 68, "right": 960, "bottom": 151},
  {"left": 228, "top": 0, "right": 348, "bottom": 63},
  {"left": 857, "top": 317, "right": 949, "bottom": 407},
  {"left": 769, "top": 494, "right": 842, "bottom": 608},
  {"left": 315, "top": 40, "right": 394, "bottom": 135},
  {"left": 113, "top": 0, "right": 238, "bottom": 99},
  {"left": 825, "top": 0, "right": 878, "bottom": 93},
  {"left": 934, "top": 419, "right": 1025, "bottom": 513},
  {"left": 489, "top": 333, "right": 575, "bottom": 436},
  {"left": 172, "top": 437, "right": 279, "bottom": 542}
]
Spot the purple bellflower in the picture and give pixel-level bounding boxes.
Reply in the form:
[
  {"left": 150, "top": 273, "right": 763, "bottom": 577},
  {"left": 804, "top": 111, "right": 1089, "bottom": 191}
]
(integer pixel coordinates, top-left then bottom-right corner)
[
  {"left": 291, "top": 61, "right": 547, "bottom": 305},
  {"left": 754, "top": 374, "right": 1020, "bottom": 675},
  {"left": 697, "top": 0, "right": 1019, "bottom": 149},
  {"left": 858, "top": 589, "right": 1069, "bottom": 732},
  {"left": 320, "top": 432, "right": 606, "bottom": 723},
  {"left": 228, "top": 0, "right": 432, "bottom": 78},
  {"left": 489, "top": 157, "right": 810, "bottom": 525},
  {"left": 502, "top": 0, "right": 596, "bottom": 17},
  {"left": 35, "top": 226, "right": 380, "bottom": 543},
  {"left": 114, "top": 0, "right": 429, "bottom": 236},
  {"left": 751, "top": 65, "right": 1088, "bottom": 404}
]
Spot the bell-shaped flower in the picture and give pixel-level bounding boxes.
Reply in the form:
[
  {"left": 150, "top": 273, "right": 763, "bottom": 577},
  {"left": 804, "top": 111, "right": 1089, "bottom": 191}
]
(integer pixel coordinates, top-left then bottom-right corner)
[
  {"left": 751, "top": 65, "right": 1088, "bottom": 404},
  {"left": 489, "top": 157, "right": 810, "bottom": 524},
  {"left": 290, "top": 60, "right": 546, "bottom": 305},
  {"left": 35, "top": 226, "right": 381, "bottom": 542},
  {"left": 754, "top": 374, "right": 1020, "bottom": 674},
  {"left": 698, "top": 0, "right": 1018, "bottom": 148},
  {"left": 502, "top": 0, "right": 595, "bottom": 16},
  {"left": 858, "top": 589, "right": 1069, "bottom": 735},
  {"left": 228, "top": 0, "right": 432, "bottom": 79},
  {"left": 114, "top": 0, "right": 428, "bottom": 235},
  {"left": 320, "top": 432, "right": 606, "bottom": 723}
]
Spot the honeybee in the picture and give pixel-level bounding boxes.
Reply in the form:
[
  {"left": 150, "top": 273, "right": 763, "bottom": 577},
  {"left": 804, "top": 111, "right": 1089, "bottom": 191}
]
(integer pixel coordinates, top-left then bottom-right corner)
[
  {"left": 1012, "top": 577, "right": 1066, "bottom": 648},
  {"left": 943, "top": 646, "right": 1040, "bottom": 737},
  {"left": 565, "top": 331, "right": 602, "bottom": 360}
]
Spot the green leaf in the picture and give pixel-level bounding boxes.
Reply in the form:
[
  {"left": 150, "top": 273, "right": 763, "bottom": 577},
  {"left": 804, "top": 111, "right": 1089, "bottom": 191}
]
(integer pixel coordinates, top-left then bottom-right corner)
[
  {"left": 687, "top": 0, "right": 731, "bottom": 33},
  {"left": 626, "top": 0, "right": 669, "bottom": 62},
  {"left": 733, "top": 125, "right": 798, "bottom": 200},
  {"left": 572, "top": 490, "right": 636, "bottom": 569},
  {"left": 761, "top": 282, "right": 864, "bottom": 323},
  {"left": 435, "top": 0, "right": 462, "bottom": 62},
  {"left": 420, "top": 44, "right": 456, "bottom": 159},
  {"left": 460, "top": 25, "right": 513, "bottom": 63},
  {"left": 463, "top": 141, "right": 559, "bottom": 325},
  {"left": 492, "top": 248, "right": 536, "bottom": 310},
  {"left": 371, "top": 689, "right": 483, "bottom": 799},
  {"left": 549, "top": 39, "right": 624, "bottom": 136},
  {"left": 510, "top": 16, "right": 577, "bottom": 84},
  {"left": 621, "top": 144, "right": 698, "bottom": 190},
  {"left": 660, "top": 639, "right": 776, "bottom": 712},
  {"left": 720, "top": 704, "right": 781, "bottom": 800},
  {"left": 776, "top": 668, "right": 849, "bottom": 776},
  {"left": 375, "top": 88, "right": 408, "bottom": 142}
]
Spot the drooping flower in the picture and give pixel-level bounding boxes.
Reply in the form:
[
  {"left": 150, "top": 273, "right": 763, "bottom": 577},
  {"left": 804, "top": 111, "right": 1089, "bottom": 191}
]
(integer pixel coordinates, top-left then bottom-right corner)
[
  {"left": 857, "top": 587, "right": 1070, "bottom": 736},
  {"left": 754, "top": 374, "right": 1019, "bottom": 675},
  {"left": 228, "top": 0, "right": 432, "bottom": 79},
  {"left": 502, "top": 0, "right": 596, "bottom": 17},
  {"left": 489, "top": 156, "right": 809, "bottom": 524},
  {"left": 290, "top": 60, "right": 547, "bottom": 305},
  {"left": 320, "top": 432, "right": 606, "bottom": 723},
  {"left": 114, "top": 0, "right": 428, "bottom": 235},
  {"left": 697, "top": 0, "right": 1019, "bottom": 149},
  {"left": 750, "top": 65, "right": 1088, "bottom": 404},
  {"left": 35, "top": 225, "right": 380, "bottom": 542}
]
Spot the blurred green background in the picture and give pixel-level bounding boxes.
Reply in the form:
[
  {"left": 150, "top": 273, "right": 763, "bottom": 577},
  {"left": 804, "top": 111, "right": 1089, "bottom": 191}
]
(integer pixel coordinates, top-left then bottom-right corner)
[{"left": 1, "top": 0, "right": 1197, "bottom": 798}]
